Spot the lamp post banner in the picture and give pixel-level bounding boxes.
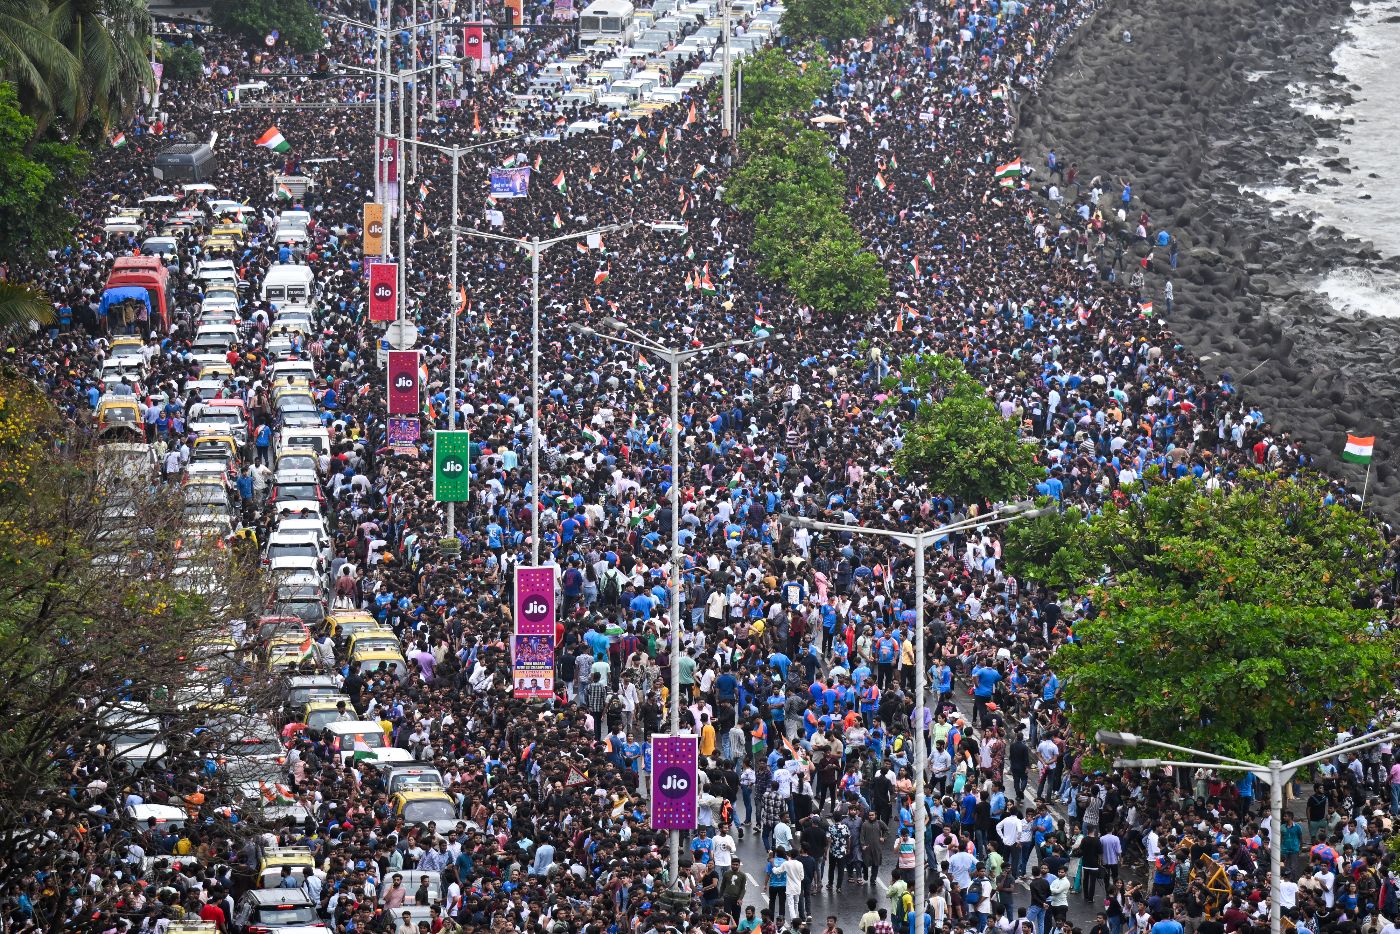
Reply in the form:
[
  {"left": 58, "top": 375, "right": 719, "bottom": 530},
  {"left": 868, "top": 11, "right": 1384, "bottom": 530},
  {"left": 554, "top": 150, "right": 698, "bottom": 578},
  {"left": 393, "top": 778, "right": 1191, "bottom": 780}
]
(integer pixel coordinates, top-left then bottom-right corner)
[
  {"left": 386, "top": 350, "right": 420, "bottom": 415},
  {"left": 650, "top": 735, "right": 698, "bottom": 830},
  {"left": 514, "top": 566, "right": 556, "bottom": 636}
]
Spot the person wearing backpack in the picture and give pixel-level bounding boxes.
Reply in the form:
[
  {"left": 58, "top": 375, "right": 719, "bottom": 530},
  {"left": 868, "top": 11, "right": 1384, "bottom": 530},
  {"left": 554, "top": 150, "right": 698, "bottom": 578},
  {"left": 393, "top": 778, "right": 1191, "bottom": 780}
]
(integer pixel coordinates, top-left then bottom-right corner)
[{"left": 600, "top": 566, "right": 623, "bottom": 606}]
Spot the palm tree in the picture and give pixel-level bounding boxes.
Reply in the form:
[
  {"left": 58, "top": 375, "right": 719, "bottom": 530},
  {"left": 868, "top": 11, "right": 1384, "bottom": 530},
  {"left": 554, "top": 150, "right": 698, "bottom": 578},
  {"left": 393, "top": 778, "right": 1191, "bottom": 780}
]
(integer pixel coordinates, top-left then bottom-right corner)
[
  {"left": 0, "top": 282, "right": 54, "bottom": 329},
  {"left": 47, "top": 0, "right": 152, "bottom": 134},
  {"left": 0, "top": 0, "right": 79, "bottom": 124}
]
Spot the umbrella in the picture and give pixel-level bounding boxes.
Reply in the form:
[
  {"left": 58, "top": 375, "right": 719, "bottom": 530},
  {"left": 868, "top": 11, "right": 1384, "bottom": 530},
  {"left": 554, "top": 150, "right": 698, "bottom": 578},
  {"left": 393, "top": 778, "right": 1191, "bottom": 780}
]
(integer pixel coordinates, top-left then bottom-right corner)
[{"left": 810, "top": 114, "right": 845, "bottom": 125}]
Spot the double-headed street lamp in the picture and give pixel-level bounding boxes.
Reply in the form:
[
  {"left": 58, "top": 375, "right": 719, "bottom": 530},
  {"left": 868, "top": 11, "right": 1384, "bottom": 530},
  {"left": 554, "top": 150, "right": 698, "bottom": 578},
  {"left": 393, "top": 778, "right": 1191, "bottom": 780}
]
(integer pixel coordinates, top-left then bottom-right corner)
[
  {"left": 779, "top": 502, "right": 1052, "bottom": 920},
  {"left": 570, "top": 315, "right": 775, "bottom": 887},
  {"left": 452, "top": 223, "right": 688, "bottom": 563},
  {"left": 1099, "top": 726, "right": 1400, "bottom": 934}
]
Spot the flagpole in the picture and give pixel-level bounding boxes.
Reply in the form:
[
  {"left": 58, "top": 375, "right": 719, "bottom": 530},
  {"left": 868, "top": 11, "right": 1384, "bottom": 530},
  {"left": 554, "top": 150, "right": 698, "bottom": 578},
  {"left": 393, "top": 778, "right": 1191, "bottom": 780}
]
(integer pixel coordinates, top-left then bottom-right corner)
[{"left": 1362, "top": 460, "right": 1372, "bottom": 508}]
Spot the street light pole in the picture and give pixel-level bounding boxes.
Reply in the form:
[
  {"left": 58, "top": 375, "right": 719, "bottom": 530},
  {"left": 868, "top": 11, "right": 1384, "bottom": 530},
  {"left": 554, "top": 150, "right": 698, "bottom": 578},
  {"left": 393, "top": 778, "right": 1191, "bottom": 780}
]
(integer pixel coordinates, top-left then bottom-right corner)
[
  {"left": 1102, "top": 724, "right": 1400, "bottom": 934},
  {"left": 447, "top": 143, "right": 461, "bottom": 538},
  {"left": 454, "top": 222, "right": 684, "bottom": 564},
  {"left": 568, "top": 317, "right": 771, "bottom": 888},
  {"left": 721, "top": 0, "right": 732, "bottom": 140},
  {"left": 530, "top": 234, "right": 540, "bottom": 564},
  {"left": 781, "top": 505, "right": 1049, "bottom": 920}
]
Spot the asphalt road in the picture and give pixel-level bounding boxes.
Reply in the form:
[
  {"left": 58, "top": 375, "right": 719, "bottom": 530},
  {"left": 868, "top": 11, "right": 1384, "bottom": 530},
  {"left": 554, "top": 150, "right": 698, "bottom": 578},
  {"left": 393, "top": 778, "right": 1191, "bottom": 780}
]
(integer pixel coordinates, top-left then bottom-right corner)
[{"left": 711, "top": 690, "right": 1113, "bottom": 933}]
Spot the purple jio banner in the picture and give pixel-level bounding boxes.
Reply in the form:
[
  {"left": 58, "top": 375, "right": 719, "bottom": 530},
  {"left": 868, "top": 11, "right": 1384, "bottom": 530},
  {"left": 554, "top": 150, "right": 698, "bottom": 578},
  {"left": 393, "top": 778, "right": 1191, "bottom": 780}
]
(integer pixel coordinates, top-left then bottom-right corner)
[
  {"left": 514, "top": 566, "right": 556, "bottom": 636},
  {"left": 651, "top": 735, "right": 698, "bottom": 830},
  {"left": 512, "top": 634, "right": 555, "bottom": 699},
  {"left": 513, "top": 567, "right": 556, "bottom": 699}
]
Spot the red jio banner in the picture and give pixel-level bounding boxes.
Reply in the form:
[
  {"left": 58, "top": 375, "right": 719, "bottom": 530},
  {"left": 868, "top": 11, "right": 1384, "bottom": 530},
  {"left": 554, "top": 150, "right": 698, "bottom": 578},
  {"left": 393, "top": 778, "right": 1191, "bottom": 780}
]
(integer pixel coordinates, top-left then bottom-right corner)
[
  {"left": 368, "top": 262, "right": 397, "bottom": 322},
  {"left": 386, "top": 350, "right": 420, "bottom": 416},
  {"left": 463, "top": 25, "right": 486, "bottom": 66},
  {"left": 378, "top": 137, "right": 399, "bottom": 183}
]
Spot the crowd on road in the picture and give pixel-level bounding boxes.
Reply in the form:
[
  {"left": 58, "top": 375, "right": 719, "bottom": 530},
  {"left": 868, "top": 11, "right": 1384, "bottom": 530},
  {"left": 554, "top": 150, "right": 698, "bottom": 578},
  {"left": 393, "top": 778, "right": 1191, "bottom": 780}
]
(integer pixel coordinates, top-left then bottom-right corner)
[{"left": 5, "top": 0, "right": 1400, "bottom": 932}]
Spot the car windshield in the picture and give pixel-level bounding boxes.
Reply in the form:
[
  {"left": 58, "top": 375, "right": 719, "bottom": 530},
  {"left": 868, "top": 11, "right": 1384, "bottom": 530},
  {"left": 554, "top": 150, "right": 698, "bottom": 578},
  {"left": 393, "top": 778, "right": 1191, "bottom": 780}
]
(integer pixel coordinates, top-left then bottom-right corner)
[
  {"left": 229, "top": 737, "right": 281, "bottom": 757},
  {"left": 102, "top": 406, "right": 137, "bottom": 423},
  {"left": 113, "top": 730, "right": 160, "bottom": 744},
  {"left": 267, "top": 541, "right": 317, "bottom": 559},
  {"left": 256, "top": 904, "right": 316, "bottom": 925},
  {"left": 275, "top": 484, "right": 319, "bottom": 501},
  {"left": 198, "top": 412, "right": 241, "bottom": 426},
  {"left": 306, "top": 708, "right": 347, "bottom": 729},
  {"left": 402, "top": 800, "right": 456, "bottom": 824}
]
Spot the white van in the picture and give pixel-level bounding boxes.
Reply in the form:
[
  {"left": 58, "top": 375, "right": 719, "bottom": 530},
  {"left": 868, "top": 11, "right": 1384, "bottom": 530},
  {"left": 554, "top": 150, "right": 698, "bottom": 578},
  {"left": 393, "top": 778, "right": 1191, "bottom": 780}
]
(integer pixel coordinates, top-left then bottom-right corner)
[
  {"left": 261, "top": 264, "right": 314, "bottom": 304},
  {"left": 611, "top": 79, "right": 647, "bottom": 100},
  {"left": 269, "top": 359, "right": 318, "bottom": 387},
  {"left": 565, "top": 119, "right": 607, "bottom": 137},
  {"left": 277, "top": 425, "right": 331, "bottom": 457},
  {"left": 278, "top": 210, "right": 311, "bottom": 231},
  {"left": 597, "top": 93, "right": 632, "bottom": 113},
  {"left": 562, "top": 88, "right": 600, "bottom": 109},
  {"left": 647, "top": 87, "right": 684, "bottom": 104}
]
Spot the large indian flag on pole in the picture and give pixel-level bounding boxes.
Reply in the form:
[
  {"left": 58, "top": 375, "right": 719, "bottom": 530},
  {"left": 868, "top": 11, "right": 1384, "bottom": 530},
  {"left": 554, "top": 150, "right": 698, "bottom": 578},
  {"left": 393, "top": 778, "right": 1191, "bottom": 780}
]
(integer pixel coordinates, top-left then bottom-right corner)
[
  {"left": 256, "top": 126, "right": 290, "bottom": 152},
  {"left": 994, "top": 158, "right": 1022, "bottom": 179},
  {"left": 1342, "top": 434, "right": 1375, "bottom": 464}
]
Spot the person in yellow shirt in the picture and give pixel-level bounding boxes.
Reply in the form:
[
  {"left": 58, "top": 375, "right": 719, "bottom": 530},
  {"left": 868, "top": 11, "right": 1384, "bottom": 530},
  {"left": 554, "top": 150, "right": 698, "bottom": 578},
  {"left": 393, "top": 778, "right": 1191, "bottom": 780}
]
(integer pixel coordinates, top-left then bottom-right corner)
[
  {"left": 700, "top": 714, "right": 717, "bottom": 757},
  {"left": 899, "top": 633, "right": 916, "bottom": 693}
]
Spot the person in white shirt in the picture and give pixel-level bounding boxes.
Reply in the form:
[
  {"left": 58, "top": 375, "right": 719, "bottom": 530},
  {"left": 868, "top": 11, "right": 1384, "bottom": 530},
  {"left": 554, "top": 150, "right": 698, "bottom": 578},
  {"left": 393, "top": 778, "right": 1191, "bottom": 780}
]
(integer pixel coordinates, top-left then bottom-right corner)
[
  {"left": 1315, "top": 867, "right": 1335, "bottom": 908},
  {"left": 784, "top": 848, "right": 805, "bottom": 923},
  {"left": 996, "top": 813, "right": 1024, "bottom": 858},
  {"left": 712, "top": 827, "right": 737, "bottom": 886},
  {"left": 1278, "top": 872, "right": 1298, "bottom": 910}
]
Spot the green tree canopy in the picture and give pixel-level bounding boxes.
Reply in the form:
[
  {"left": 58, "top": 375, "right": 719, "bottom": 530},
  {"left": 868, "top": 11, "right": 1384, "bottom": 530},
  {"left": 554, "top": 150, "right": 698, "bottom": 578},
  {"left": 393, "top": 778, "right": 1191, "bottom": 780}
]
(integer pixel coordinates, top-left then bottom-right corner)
[
  {"left": 739, "top": 46, "right": 831, "bottom": 120},
  {"left": 0, "top": 81, "right": 89, "bottom": 261},
  {"left": 214, "top": 0, "right": 324, "bottom": 52},
  {"left": 886, "top": 353, "right": 1043, "bottom": 504},
  {"left": 1034, "top": 472, "right": 1395, "bottom": 760},
  {"left": 782, "top": 0, "right": 899, "bottom": 43},
  {"left": 157, "top": 40, "right": 205, "bottom": 84}
]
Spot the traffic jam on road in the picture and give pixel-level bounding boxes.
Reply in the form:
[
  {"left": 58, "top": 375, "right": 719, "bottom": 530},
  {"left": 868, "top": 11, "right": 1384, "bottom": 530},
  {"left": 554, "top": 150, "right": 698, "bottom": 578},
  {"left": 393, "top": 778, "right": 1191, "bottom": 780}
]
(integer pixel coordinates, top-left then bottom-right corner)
[{"left": 74, "top": 176, "right": 482, "bottom": 932}]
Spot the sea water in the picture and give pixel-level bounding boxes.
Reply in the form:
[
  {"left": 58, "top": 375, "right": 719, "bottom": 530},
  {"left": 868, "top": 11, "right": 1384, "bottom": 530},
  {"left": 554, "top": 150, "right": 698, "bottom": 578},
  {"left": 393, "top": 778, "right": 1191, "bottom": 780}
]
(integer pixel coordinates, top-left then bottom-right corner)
[{"left": 1252, "top": 0, "right": 1400, "bottom": 318}]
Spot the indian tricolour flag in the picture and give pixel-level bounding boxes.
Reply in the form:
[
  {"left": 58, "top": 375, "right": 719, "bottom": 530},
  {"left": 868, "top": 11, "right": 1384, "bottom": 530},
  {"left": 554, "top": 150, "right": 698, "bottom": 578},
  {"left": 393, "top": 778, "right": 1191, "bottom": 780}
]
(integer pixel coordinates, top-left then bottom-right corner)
[
  {"left": 553, "top": 170, "right": 568, "bottom": 195},
  {"left": 351, "top": 738, "right": 377, "bottom": 763},
  {"left": 994, "top": 158, "right": 1022, "bottom": 179},
  {"left": 110, "top": 132, "right": 127, "bottom": 148},
  {"left": 256, "top": 125, "right": 290, "bottom": 153},
  {"left": 1342, "top": 434, "right": 1375, "bottom": 464},
  {"left": 699, "top": 263, "right": 718, "bottom": 295},
  {"left": 874, "top": 172, "right": 888, "bottom": 191}
]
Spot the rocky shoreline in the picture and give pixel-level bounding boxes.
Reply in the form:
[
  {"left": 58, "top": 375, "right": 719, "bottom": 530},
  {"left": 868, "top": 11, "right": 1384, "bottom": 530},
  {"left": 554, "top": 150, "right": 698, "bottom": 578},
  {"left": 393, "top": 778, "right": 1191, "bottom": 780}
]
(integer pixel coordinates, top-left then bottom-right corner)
[{"left": 1018, "top": 0, "right": 1400, "bottom": 519}]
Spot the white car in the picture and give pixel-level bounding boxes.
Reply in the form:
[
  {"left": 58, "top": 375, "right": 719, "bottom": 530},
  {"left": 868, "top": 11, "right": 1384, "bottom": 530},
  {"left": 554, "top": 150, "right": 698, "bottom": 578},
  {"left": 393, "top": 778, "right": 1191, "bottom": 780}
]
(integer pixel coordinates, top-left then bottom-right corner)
[{"left": 127, "top": 803, "right": 187, "bottom": 830}]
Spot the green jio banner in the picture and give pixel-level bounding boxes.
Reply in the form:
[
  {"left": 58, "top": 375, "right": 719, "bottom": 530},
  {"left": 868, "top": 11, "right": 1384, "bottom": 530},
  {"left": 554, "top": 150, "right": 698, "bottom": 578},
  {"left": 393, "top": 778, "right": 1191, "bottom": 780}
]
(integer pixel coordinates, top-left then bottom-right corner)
[{"left": 433, "top": 430, "right": 470, "bottom": 502}]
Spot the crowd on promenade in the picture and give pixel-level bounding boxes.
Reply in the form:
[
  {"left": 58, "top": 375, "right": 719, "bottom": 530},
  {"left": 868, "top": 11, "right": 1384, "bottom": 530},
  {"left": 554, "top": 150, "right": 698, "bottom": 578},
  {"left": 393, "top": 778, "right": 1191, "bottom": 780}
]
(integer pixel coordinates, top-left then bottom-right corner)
[{"left": 5, "top": 0, "right": 1400, "bottom": 932}]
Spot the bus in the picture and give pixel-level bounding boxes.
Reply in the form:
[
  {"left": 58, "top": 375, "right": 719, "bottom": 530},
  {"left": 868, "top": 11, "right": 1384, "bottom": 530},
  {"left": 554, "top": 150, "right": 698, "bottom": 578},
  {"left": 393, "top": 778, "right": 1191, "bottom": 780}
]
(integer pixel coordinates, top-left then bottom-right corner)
[{"left": 578, "top": 0, "right": 637, "bottom": 46}]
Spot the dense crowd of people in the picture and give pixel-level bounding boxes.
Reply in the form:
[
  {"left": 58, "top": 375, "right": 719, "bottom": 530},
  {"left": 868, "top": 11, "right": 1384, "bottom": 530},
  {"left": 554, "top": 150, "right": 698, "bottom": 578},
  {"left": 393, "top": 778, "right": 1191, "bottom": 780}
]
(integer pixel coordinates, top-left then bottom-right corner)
[{"left": 5, "top": 0, "right": 1400, "bottom": 932}]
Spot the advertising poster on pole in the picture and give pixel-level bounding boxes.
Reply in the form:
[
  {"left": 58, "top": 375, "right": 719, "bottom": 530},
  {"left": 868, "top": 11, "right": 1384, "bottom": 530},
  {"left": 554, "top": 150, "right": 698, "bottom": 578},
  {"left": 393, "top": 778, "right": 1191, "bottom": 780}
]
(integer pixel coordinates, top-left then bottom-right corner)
[
  {"left": 511, "top": 634, "right": 554, "bottom": 698},
  {"left": 433, "top": 430, "right": 471, "bottom": 501},
  {"left": 368, "top": 262, "right": 398, "bottom": 322},
  {"left": 378, "top": 137, "right": 399, "bottom": 183},
  {"left": 650, "top": 735, "right": 698, "bottom": 829},
  {"left": 386, "top": 416, "right": 420, "bottom": 455},
  {"left": 363, "top": 203, "right": 385, "bottom": 254},
  {"left": 386, "top": 350, "right": 421, "bottom": 416},
  {"left": 513, "top": 566, "right": 556, "bottom": 698},
  {"left": 489, "top": 167, "right": 531, "bottom": 199},
  {"left": 463, "top": 25, "right": 487, "bottom": 68}
]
